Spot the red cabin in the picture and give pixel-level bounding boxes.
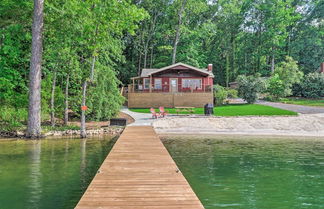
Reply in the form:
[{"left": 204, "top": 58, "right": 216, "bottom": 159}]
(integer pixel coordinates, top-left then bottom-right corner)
[{"left": 128, "top": 63, "right": 214, "bottom": 108}]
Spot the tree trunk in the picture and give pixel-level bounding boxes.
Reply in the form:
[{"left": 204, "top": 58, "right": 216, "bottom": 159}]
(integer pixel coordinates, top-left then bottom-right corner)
[
  {"left": 171, "top": 0, "right": 187, "bottom": 64},
  {"left": 138, "top": 52, "right": 142, "bottom": 76},
  {"left": 150, "top": 45, "right": 154, "bottom": 68},
  {"left": 90, "top": 56, "right": 96, "bottom": 81},
  {"left": 143, "top": 14, "right": 158, "bottom": 68},
  {"left": 27, "top": 0, "right": 44, "bottom": 138},
  {"left": 50, "top": 70, "right": 57, "bottom": 127},
  {"left": 271, "top": 52, "right": 275, "bottom": 74},
  {"left": 80, "top": 81, "right": 87, "bottom": 138},
  {"left": 226, "top": 53, "right": 230, "bottom": 88},
  {"left": 244, "top": 52, "right": 247, "bottom": 71},
  {"left": 143, "top": 47, "right": 148, "bottom": 68},
  {"left": 80, "top": 55, "right": 96, "bottom": 138},
  {"left": 231, "top": 36, "right": 236, "bottom": 79},
  {"left": 64, "top": 74, "right": 69, "bottom": 126}
]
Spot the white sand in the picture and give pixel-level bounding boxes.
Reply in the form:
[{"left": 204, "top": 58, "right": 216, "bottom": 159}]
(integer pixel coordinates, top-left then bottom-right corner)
[{"left": 153, "top": 114, "right": 324, "bottom": 137}]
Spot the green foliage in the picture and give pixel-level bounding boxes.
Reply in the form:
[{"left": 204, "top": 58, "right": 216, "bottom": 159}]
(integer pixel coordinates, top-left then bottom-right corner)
[
  {"left": 42, "top": 125, "right": 80, "bottom": 132},
  {"left": 0, "top": 107, "right": 27, "bottom": 131},
  {"left": 88, "top": 64, "right": 125, "bottom": 120},
  {"left": 213, "top": 85, "right": 228, "bottom": 106},
  {"left": 275, "top": 57, "right": 303, "bottom": 87},
  {"left": 267, "top": 56, "right": 304, "bottom": 100},
  {"left": 213, "top": 85, "right": 238, "bottom": 106},
  {"left": 267, "top": 74, "right": 287, "bottom": 100},
  {"left": 122, "top": 0, "right": 323, "bottom": 86},
  {"left": 0, "top": 0, "right": 323, "bottom": 132},
  {"left": 300, "top": 73, "right": 324, "bottom": 98},
  {"left": 0, "top": 0, "right": 147, "bottom": 132},
  {"left": 227, "top": 89, "right": 238, "bottom": 99},
  {"left": 237, "top": 75, "right": 266, "bottom": 104}
]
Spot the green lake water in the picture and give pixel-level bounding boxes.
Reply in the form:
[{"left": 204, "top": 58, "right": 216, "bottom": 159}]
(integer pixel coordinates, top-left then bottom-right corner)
[
  {"left": 0, "top": 136, "right": 116, "bottom": 209},
  {"left": 163, "top": 136, "right": 324, "bottom": 209}
]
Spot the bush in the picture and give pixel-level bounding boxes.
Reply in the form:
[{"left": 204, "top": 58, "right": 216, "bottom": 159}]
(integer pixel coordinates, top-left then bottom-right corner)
[
  {"left": 291, "top": 83, "right": 303, "bottom": 97},
  {"left": 237, "top": 74, "right": 266, "bottom": 104},
  {"left": 267, "top": 74, "right": 287, "bottom": 100},
  {"left": 301, "top": 73, "right": 324, "bottom": 98},
  {"left": 267, "top": 56, "right": 303, "bottom": 100},
  {"left": 213, "top": 85, "right": 228, "bottom": 106},
  {"left": 227, "top": 89, "right": 238, "bottom": 98},
  {"left": 275, "top": 56, "right": 303, "bottom": 88},
  {"left": 0, "top": 107, "right": 27, "bottom": 131}
]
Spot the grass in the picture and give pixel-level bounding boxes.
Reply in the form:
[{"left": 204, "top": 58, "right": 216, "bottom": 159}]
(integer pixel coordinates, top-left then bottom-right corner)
[
  {"left": 130, "top": 104, "right": 298, "bottom": 116},
  {"left": 42, "top": 125, "right": 80, "bottom": 132},
  {"left": 279, "top": 98, "right": 324, "bottom": 107}
]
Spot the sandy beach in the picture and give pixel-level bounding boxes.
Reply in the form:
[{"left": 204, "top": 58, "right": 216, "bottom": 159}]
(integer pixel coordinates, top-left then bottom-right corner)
[{"left": 153, "top": 113, "right": 324, "bottom": 137}]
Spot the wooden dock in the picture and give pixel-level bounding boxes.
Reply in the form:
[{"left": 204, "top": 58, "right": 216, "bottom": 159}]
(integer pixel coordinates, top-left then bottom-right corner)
[{"left": 75, "top": 126, "right": 204, "bottom": 209}]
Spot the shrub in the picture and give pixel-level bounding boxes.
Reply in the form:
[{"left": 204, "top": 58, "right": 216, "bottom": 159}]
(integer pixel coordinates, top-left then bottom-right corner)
[
  {"left": 291, "top": 83, "right": 303, "bottom": 97},
  {"left": 267, "top": 74, "right": 288, "bottom": 100},
  {"left": 237, "top": 74, "right": 266, "bottom": 104},
  {"left": 213, "top": 85, "right": 228, "bottom": 106},
  {"left": 275, "top": 56, "right": 303, "bottom": 88},
  {"left": 227, "top": 89, "right": 238, "bottom": 98},
  {"left": 0, "top": 107, "right": 27, "bottom": 131},
  {"left": 301, "top": 73, "right": 324, "bottom": 98},
  {"left": 267, "top": 56, "right": 303, "bottom": 100}
]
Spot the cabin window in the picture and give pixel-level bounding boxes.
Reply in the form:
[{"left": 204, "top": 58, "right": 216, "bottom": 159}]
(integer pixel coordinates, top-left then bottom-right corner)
[
  {"left": 182, "top": 79, "right": 202, "bottom": 89},
  {"left": 154, "top": 79, "right": 162, "bottom": 90},
  {"left": 144, "top": 78, "right": 150, "bottom": 89}
]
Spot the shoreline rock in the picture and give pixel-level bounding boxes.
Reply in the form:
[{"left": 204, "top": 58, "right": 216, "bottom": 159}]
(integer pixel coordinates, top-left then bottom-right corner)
[{"left": 0, "top": 126, "right": 124, "bottom": 139}]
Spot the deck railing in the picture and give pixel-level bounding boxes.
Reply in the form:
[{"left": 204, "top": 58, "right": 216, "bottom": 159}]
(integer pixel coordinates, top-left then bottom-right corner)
[{"left": 127, "top": 84, "right": 213, "bottom": 93}]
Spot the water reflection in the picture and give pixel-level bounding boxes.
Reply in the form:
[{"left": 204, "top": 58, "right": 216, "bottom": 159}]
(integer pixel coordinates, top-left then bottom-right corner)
[
  {"left": 163, "top": 136, "right": 324, "bottom": 209},
  {"left": 28, "top": 141, "right": 42, "bottom": 207},
  {"left": 0, "top": 136, "right": 116, "bottom": 209},
  {"left": 80, "top": 139, "right": 87, "bottom": 187}
]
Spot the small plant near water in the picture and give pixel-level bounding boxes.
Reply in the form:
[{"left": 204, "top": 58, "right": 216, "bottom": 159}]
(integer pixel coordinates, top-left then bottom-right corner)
[
  {"left": 0, "top": 107, "right": 27, "bottom": 131},
  {"left": 42, "top": 125, "right": 80, "bottom": 132}
]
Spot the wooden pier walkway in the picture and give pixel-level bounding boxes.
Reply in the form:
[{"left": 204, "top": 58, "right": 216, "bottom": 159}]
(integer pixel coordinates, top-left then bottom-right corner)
[{"left": 75, "top": 126, "right": 204, "bottom": 209}]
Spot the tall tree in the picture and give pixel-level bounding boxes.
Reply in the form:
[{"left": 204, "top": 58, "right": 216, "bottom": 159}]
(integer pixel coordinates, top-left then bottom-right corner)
[
  {"left": 26, "top": 0, "right": 44, "bottom": 138},
  {"left": 171, "top": 0, "right": 187, "bottom": 64}
]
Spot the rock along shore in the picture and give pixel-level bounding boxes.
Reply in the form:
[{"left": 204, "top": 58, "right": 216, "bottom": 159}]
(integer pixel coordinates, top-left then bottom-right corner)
[{"left": 0, "top": 126, "right": 124, "bottom": 139}]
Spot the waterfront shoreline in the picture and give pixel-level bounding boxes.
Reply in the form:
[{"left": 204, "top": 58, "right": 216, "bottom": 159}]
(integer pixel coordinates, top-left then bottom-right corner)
[{"left": 153, "top": 114, "right": 324, "bottom": 137}]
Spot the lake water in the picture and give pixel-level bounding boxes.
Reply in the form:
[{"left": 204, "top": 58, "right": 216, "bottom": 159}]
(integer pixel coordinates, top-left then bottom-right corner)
[
  {"left": 163, "top": 136, "right": 324, "bottom": 209},
  {"left": 0, "top": 136, "right": 116, "bottom": 209}
]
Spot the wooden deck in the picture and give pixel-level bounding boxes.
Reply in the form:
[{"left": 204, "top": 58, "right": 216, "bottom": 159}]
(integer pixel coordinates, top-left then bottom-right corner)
[{"left": 75, "top": 126, "right": 204, "bottom": 209}]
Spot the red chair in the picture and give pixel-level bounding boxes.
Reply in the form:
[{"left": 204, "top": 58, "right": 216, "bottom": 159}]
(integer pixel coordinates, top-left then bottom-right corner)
[
  {"left": 159, "top": 106, "right": 168, "bottom": 117},
  {"left": 150, "top": 108, "right": 160, "bottom": 119}
]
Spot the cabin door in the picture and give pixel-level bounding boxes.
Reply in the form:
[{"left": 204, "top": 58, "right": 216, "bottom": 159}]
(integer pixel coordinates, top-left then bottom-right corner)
[{"left": 170, "top": 78, "right": 178, "bottom": 92}]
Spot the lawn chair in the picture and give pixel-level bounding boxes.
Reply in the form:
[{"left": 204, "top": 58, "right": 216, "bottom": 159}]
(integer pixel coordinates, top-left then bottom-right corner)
[
  {"left": 159, "top": 106, "right": 168, "bottom": 117},
  {"left": 150, "top": 108, "right": 160, "bottom": 119}
]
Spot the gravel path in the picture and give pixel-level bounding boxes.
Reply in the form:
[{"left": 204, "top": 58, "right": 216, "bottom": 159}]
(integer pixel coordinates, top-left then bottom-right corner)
[{"left": 257, "top": 100, "right": 324, "bottom": 114}]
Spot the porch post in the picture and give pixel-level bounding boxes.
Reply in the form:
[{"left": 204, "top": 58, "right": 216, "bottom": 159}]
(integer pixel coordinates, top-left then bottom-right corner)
[{"left": 132, "top": 78, "right": 135, "bottom": 93}]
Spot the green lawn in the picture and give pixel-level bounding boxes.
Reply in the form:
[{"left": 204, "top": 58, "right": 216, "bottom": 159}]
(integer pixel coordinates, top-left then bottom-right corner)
[
  {"left": 279, "top": 98, "right": 324, "bottom": 107},
  {"left": 130, "top": 104, "right": 298, "bottom": 116}
]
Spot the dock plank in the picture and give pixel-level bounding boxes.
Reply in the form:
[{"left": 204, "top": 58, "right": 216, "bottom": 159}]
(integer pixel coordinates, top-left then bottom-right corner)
[{"left": 75, "top": 126, "right": 204, "bottom": 209}]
